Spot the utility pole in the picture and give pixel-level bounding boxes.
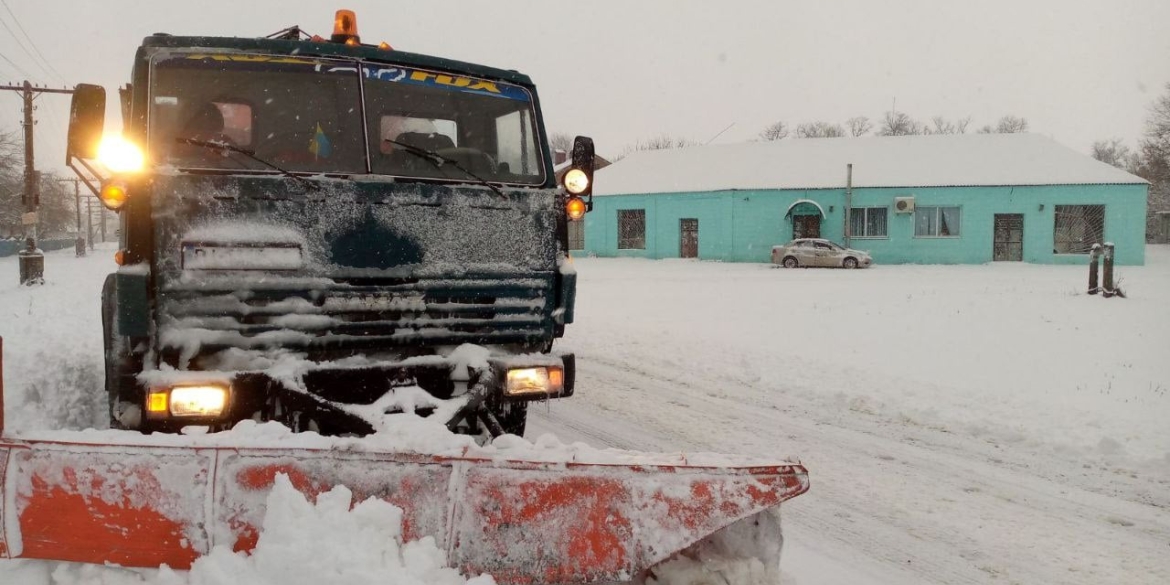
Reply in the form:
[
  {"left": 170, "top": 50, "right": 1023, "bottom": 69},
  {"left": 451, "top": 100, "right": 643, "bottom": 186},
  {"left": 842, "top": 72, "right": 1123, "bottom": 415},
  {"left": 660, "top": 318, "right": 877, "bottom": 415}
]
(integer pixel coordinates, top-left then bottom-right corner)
[
  {"left": 59, "top": 177, "right": 89, "bottom": 256},
  {"left": 0, "top": 82, "right": 75, "bottom": 242},
  {"left": 1, "top": 82, "right": 77, "bottom": 285},
  {"left": 86, "top": 197, "right": 94, "bottom": 251}
]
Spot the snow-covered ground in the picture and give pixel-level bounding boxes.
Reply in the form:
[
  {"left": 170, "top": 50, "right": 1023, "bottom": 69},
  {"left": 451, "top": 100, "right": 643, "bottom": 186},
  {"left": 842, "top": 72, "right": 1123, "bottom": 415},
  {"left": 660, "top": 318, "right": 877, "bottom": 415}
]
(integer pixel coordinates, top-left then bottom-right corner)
[
  {"left": 532, "top": 249, "right": 1170, "bottom": 584},
  {"left": 2, "top": 246, "right": 1169, "bottom": 583}
]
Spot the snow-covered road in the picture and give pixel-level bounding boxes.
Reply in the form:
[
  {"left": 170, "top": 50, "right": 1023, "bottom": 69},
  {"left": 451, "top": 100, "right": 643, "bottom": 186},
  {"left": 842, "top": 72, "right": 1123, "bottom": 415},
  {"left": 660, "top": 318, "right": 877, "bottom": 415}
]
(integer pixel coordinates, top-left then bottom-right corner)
[
  {"left": 2, "top": 246, "right": 1168, "bottom": 584},
  {"left": 531, "top": 251, "right": 1170, "bottom": 584}
]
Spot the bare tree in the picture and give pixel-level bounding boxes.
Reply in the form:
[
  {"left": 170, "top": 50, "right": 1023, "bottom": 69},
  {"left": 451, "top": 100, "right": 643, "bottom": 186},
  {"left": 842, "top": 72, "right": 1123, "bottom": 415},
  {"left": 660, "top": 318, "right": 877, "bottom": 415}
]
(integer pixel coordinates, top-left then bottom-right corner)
[
  {"left": 759, "top": 121, "right": 789, "bottom": 141},
  {"left": 1091, "top": 139, "right": 1136, "bottom": 171},
  {"left": 550, "top": 132, "right": 573, "bottom": 157},
  {"left": 0, "top": 130, "right": 25, "bottom": 238},
  {"left": 35, "top": 172, "right": 75, "bottom": 236},
  {"left": 846, "top": 116, "right": 872, "bottom": 137},
  {"left": 0, "top": 129, "right": 81, "bottom": 239},
  {"left": 877, "top": 111, "right": 923, "bottom": 136},
  {"left": 616, "top": 134, "right": 699, "bottom": 161},
  {"left": 795, "top": 121, "right": 846, "bottom": 138},
  {"left": 978, "top": 115, "right": 1030, "bottom": 134},
  {"left": 630, "top": 135, "right": 698, "bottom": 151},
  {"left": 1136, "top": 83, "right": 1170, "bottom": 240},
  {"left": 924, "top": 116, "right": 971, "bottom": 135}
]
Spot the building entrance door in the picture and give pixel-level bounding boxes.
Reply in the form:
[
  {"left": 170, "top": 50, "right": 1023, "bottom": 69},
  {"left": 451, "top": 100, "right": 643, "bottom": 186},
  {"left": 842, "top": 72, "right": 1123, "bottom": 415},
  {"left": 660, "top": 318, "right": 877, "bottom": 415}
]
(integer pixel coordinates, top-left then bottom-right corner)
[
  {"left": 793, "top": 215, "right": 821, "bottom": 239},
  {"left": 680, "top": 218, "right": 699, "bottom": 258},
  {"left": 993, "top": 214, "right": 1024, "bottom": 261}
]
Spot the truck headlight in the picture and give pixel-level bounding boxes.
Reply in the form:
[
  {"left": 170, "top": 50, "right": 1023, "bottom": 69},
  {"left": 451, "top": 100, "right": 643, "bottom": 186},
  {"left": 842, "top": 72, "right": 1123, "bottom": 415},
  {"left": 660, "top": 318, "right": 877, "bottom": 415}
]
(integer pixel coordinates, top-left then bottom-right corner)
[
  {"left": 505, "top": 367, "right": 565, "bottom": 396},
  {"left": 97, "top": 135, "right": 146, "bottom": 174},
  {"left": 563, "top": 168, "right": 589, "bottom": 195},
  {"left": 148, "top": 385, "right": 230, "bottom": 418}
]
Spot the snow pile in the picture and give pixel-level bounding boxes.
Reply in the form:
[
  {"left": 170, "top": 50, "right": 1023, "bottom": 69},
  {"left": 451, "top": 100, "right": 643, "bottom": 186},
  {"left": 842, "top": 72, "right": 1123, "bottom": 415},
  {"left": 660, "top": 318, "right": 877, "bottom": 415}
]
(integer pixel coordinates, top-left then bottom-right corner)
[
  {"left": 186, "top": 474, "right": 493, "bottom": 585},
  {"left": 2, "top": 474, "right": 493, "bottom": 585},
  {"left": 0, "top": 247, "right": 111, "bottom": 434}
]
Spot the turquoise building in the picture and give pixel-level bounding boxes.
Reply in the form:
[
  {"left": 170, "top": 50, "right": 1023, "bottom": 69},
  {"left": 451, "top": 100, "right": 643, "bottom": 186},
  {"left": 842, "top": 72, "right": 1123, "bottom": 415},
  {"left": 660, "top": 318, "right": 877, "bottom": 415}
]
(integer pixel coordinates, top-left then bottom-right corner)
[{"left": 574, "top": 134, "right": 1148, "bottom": 265}]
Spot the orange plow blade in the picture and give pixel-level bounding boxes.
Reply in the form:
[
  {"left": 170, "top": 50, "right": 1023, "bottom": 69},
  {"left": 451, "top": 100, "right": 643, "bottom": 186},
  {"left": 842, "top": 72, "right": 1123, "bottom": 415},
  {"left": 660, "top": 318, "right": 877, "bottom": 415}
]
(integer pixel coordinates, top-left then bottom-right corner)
[{"left": 0, "top": 438, "right": 808, "bottom": 583}]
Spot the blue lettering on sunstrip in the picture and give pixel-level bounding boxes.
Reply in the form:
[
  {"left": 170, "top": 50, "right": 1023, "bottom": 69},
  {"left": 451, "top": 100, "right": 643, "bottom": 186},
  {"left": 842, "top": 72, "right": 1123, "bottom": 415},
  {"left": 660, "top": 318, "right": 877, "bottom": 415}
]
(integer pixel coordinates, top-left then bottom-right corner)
[{"left": 362, "top": 65, "right": 529, "bottom": 102}]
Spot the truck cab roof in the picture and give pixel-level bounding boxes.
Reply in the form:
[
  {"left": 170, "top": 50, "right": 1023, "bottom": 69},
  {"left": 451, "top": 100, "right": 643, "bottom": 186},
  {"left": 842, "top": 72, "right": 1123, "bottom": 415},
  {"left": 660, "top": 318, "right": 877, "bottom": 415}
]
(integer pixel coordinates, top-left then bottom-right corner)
[{"left": 139, "top": 34, "right": 535, "bottom": 87}]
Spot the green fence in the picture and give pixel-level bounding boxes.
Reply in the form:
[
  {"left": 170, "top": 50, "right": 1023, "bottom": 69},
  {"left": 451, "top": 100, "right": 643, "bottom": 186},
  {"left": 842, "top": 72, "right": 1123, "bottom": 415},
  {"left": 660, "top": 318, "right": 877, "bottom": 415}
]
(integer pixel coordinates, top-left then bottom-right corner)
[{"left": 0, "top": 238, "right": 79, "bottom": 257}]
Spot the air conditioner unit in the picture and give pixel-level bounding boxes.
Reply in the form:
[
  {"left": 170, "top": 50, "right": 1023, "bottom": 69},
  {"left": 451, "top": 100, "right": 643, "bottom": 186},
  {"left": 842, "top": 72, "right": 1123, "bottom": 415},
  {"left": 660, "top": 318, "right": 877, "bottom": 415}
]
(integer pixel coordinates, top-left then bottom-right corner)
[{"left": 894, "top": 196, "right": 915, "bottom": 213}]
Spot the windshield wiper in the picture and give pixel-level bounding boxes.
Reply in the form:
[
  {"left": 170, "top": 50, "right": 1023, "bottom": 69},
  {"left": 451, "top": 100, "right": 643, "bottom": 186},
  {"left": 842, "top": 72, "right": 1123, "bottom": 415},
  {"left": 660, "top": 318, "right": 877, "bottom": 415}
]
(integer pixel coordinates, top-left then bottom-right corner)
[
  {"left": 382, "top": 138, "right": 506, "bottom": 199},
  {"left": 175, "top": 137, "right": 321, "bottom": 191}
]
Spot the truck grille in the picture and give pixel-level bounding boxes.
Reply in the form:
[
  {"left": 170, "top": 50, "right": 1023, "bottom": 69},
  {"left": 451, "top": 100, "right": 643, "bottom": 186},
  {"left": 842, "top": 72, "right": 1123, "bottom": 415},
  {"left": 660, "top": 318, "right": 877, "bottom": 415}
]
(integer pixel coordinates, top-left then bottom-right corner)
[{"left": 158, "top": 273, "right": 555, "bottom": 353}]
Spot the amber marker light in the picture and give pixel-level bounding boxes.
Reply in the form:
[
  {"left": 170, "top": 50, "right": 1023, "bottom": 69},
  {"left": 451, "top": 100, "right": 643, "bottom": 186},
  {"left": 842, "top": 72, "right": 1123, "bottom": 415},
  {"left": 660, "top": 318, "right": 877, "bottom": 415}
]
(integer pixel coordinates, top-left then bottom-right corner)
[
  {"left": 563, "top": 168, "right": 589, "bottom": 195},
  {"left": 566, "top": 196, "right": 587, "bottom": 221},
  {"left": 99, "top": 181, "right": 129, "bottom": 210},
  {"left": 147, "top": 391, "right": 169, "bottom": 414},
  {"left": 333, "top": 9, "right": 359, "bottom": 42},
  {"left": 114, "top": 249, "right": 126, "bottom": 266}
]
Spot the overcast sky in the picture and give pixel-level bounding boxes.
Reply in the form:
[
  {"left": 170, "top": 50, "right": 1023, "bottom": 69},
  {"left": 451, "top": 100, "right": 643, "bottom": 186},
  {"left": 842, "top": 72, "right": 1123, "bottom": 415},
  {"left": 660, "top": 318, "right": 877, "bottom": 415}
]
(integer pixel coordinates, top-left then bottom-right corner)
[{"left": 1, "top": 0, "right": 1168, "bottom": 175}]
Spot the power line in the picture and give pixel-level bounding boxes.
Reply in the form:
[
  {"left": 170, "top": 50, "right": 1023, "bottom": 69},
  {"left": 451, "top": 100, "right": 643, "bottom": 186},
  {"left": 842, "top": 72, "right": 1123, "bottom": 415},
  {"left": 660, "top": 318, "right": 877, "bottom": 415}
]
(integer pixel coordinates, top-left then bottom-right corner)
[
  {"left": 0, "top": 5, "right": 57, "bottom": 84},
  {"left": 0, "top": 0, "right": 64, "bottom": 84},
  {"left": 0, "top": 48, "right": 32, "bottom": 80}
]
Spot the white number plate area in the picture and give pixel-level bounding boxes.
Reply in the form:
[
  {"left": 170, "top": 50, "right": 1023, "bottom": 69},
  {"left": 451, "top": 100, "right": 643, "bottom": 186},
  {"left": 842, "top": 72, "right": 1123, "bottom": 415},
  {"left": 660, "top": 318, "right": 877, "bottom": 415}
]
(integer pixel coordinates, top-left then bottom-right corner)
[{"left": 181, "top": 244, "right": 303, "bottom": 270}]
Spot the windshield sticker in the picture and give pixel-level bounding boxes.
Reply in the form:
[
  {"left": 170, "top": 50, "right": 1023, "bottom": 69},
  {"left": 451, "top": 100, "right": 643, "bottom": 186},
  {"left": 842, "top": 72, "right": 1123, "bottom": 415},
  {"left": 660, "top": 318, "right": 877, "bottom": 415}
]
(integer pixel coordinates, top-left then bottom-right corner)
[{"left": 362, "top": 64, "right": 530, "bottom": 102}]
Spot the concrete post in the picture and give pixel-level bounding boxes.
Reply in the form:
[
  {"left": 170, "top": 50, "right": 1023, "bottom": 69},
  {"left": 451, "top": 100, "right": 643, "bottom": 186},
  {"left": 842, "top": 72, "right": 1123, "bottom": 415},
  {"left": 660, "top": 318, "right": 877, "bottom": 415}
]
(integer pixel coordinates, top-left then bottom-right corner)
[
  {"left": 1102, "top": 242, "right": 1116, "bottom": 298},
  {"left": 18, "top": 236, "right": 44, "bottom": 285},
  {"left": 1088, "top": 243, "right": 1101, "bottom": 295}
]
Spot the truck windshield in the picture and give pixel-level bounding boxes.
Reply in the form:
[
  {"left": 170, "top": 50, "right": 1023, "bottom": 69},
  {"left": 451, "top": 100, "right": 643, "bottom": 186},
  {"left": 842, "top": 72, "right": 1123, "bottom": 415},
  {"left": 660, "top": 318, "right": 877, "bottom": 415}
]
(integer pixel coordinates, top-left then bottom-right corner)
[
  {"left": 363, "top": 64, "right": 544, "bottom": 185},
  {"left": 149, "top": 52, "right": 546, "bottom": 185},
  {"left": 149, "top": 53, "right": 367, "bottom": 174}
]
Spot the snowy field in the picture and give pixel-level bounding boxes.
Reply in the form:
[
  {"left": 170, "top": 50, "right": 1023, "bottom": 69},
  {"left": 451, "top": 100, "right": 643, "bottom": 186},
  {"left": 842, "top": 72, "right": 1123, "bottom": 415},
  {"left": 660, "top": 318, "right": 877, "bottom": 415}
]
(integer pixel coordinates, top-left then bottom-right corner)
[{"left": 2, "top": 246, "right": 1169, "bottom": 583}]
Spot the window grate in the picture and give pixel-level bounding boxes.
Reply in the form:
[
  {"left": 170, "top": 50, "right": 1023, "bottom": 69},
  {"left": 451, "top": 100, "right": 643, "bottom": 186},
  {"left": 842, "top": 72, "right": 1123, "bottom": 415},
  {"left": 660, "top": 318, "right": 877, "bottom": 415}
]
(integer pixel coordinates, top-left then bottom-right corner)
[
  {"left": 618, "top": 209, "right": 646, "bottom": 250},
  {"left": 1054, "top": 205, "right": 1105, "bottom": 254}
]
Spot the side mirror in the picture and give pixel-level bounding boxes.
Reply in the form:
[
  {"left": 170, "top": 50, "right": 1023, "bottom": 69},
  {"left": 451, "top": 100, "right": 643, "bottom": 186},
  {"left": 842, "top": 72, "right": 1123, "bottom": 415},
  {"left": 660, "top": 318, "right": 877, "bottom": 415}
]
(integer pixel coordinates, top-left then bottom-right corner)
[
  {"left": 67, "top": 84, "right": 106, "bottom": 162},
  {"left": 566, "top": 136, "right": 595, "bottom": 212},
  {"left": 571, "top": 135, "right": 595, "bottom": 177}
]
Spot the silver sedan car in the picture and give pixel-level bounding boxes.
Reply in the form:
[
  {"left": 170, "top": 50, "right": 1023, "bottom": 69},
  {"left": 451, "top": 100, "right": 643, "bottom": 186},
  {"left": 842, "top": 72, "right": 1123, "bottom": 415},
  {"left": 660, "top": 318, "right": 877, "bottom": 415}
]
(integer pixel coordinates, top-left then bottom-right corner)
[{"left": 771, "top": 238, "right": 873, "bottom": 269}]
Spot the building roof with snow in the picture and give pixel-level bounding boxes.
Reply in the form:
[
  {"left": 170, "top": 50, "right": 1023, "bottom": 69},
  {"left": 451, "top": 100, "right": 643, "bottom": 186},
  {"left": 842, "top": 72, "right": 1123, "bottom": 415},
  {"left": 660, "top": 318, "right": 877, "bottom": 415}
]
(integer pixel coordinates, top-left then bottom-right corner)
[{"left": 594, "top": 133, "right": 1146, "bottom": 196}]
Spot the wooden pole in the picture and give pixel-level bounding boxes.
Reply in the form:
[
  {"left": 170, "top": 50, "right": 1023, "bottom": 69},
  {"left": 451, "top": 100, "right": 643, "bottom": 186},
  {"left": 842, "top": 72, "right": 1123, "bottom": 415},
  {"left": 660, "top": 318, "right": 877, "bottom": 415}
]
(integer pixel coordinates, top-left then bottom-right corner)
[
  {"left": 1088, "top": 243, "right": 1101, "bottom": 295},
  {"left": 1, "top": 336, "right": 6, "bottom": 434}
]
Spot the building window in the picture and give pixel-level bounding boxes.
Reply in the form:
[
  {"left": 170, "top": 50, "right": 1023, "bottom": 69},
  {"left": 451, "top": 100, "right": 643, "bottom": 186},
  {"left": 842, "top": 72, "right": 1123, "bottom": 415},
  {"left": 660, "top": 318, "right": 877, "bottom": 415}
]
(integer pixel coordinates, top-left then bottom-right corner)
[
  {"left": 568, "top": 220, "right": 584, "bottom": 250},
  {"left": 850, "top": 207, "right": 888, "bottom": 238},
  {"left": 915, "top": 206, "right": 961, "bottom": 237},
  {"left": 1054, "top": 205, "right": 1105, "bottom": 254},
  {"left": 618, "top": 209, "right": 646, "bottom": 250}
]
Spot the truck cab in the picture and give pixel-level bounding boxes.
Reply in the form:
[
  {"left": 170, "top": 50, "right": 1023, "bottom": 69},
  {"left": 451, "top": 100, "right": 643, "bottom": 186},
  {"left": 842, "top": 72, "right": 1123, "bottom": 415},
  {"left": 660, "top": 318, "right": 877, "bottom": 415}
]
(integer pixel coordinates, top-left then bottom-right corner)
[{"left": 67, "top": 12, "right": 595, "bottom": 438}]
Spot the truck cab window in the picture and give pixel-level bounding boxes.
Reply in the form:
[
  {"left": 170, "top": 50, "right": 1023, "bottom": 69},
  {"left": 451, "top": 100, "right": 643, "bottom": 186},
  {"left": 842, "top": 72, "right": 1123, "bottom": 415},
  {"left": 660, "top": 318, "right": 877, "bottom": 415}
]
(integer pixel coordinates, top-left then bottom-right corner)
[
  {"left": 363, "top": 64, "right": 545, "bottom": 185},
  {"left": 149, "top": 53, "right": 366, "bottom": 174}
]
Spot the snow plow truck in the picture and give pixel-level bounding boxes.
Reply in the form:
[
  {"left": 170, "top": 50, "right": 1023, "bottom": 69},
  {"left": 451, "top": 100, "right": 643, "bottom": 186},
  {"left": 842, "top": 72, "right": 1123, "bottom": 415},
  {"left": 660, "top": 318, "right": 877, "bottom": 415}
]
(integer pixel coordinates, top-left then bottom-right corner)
[{"left": 0, "top": 11, "right": 808, "bottom": 583}]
